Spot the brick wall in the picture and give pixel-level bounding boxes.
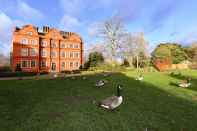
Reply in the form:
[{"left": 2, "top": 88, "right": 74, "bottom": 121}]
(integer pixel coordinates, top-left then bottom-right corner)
[{"left": 12, "top": 25, "right": 83, "bottom": 73}]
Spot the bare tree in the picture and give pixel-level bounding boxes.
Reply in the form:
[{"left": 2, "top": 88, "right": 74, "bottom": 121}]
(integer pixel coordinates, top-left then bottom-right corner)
[
  {"left": 121, "top": 32, "right": 149, "bottom": 69},
  {"left": 96, "top": 16, "right": 126, "bottom": 62}
]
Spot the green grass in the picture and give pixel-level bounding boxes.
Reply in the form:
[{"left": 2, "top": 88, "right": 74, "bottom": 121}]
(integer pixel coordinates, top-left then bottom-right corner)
[{"left": 0, "top": 70, "right": 197, "bottom": 131}]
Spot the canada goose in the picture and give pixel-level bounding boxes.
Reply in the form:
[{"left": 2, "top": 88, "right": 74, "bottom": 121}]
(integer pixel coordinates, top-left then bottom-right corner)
[
  {"left": 98, "top": 85, "right": 123, "bottom": 110},
  {"left": 54, "top": 74, "right": 58, "bottom": 78},
  {"left": 71, "top": 76, "right": 76, "bottom": 80},
  {"left": 136, "top": 74, "right": 143, "bottom": 81},
  {"left": 35, "top": 73, "right": 40, "bottom": 80},
  {"left": 82, "top": 76, "right": 87, "bottom": 80},
  {"left": 95, "top": 80, "right": 105, "bottom": 87},
  {"left": 61, "top": 74, "right": 66, "bottom": 80},
  {"left": 179, "top": 78, "right": 191, "bottom": 88},
  {"left": 103, "top": 72, "right": 111, "bottom": 77}
]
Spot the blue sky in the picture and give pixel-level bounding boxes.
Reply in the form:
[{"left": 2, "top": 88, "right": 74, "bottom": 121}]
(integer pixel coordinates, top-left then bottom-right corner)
[{"left": 0, "top": 0, "right": 197, "bottom": 55}]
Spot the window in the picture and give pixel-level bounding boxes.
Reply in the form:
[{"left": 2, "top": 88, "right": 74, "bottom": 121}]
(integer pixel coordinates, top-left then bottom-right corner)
[
  {"left": 61, "top": 62, "right": 65, "bottom": 70},
  {"left": 21, "top": 60, "right": 29, "bottom": 68},
  {"left": 74, "top": 52, "right": 80, "bottom": 58},
  {"left": 30, "top": 48, "right": 37, "bottom": 56},
  {"left": 27, "top": 32, "right": 33, "bottom": 35},
  {"left": 75, "top": 61, "right": 79, "bottom": 68},
  {"left": 31, "top": 60, "right": 36, "bottom": 67},
  {"left": 61, "top": 51, "right": 65, "bottom": 58},
  {"left": 41, "top": 61, "right": 47, "bottom": 68},
  {"left": 51, "top": 50, "right": 57, "bottom": 58},
  {"left": 41, "top": 40, "right": 47, "bottom": 47},
  {"left": 74, "top": 44, "right": 79, "bottom": 48},
  {"left": 51, "top": 40, "right": 57, "bottom": 48},
  {"left": 70, "top": 62, "right": 73, "bottom": 68},
  {"left": 60, "top": 42, "right": 65, "bottom": 48},
  {"left": 69, "top": 44, "right": 73, "bottom": 48},
  {"left": 21, "top": 48, "right": 28, "bottom": 56},
  {"left": 70, "top": 52, "right": 73, "bottom": 58},
  {"left": 31, "top": 40, "right": 37, "bottom": 45},
  {"left": 21, "top": 38, "right": 28, "bottom": 45},
  {"left": 51, "top": 62, "right": 56, "bottom": 71},
  {"left": 41, "top": 49, "right": 47, "bottom": 57}
]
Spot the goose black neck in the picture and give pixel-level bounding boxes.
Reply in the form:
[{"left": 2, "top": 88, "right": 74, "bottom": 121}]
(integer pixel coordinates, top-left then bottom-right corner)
[{"left": 117, "top": 86, "right": 121, "bottom": 97}]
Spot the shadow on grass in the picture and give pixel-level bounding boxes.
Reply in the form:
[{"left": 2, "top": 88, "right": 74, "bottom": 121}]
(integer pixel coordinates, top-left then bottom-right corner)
[{"left": 0, "top": 72, "right": 197, "bottom": 131}]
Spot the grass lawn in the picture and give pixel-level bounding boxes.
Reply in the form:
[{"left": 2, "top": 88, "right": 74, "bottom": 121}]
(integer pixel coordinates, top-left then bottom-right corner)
[{"left": 0, "top": 69, "right": 197, "bottom": 131}]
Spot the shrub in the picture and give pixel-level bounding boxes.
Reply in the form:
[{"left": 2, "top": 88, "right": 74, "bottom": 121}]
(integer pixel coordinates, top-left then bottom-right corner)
[
  {"left": 152, "top": 43, "right": 188, "bottom": 64},
  {"left": 121, "top": 59, "right": 130, "bottom": 67},
  {"left": 88, "top": 52, "right": 104, "bottom": 67},
  {"left": 15, "top": 64, "right": 22, "bottom": 72},
  {"left": 0, "top": 66, "right": 12, "bottom": 72},
  {"left": 0, "top": 72, "right": 37, "bottom": 78}
]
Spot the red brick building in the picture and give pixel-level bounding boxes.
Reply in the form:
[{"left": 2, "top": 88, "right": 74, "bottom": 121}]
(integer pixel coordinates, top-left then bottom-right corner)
[{"left": 12, "top": 25, "right": 83, "bottom": 73}]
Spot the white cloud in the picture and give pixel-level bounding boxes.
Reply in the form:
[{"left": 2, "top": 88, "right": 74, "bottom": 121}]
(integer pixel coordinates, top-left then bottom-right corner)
[
  {"left": 59, "top": 14, "right": 81, "bottom": 31},
  {"left": 0, "top": 12, "right": 24, "bottom": 55},
  {"left": 59, "top": 0, "right": 85, "bottom": 16},
  {"left": 16, "top": 0, "right": 44, "bottom": 21}
]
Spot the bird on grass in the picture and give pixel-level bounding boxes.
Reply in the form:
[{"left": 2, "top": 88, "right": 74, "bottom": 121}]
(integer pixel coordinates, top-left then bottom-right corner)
[
  {"left": 95, "top": 80, "right": 105, "bottom": 87},
  {"left": 135, "top": 74, "right": 143, "bottom": 81},
  {"left": 71, "top": 76, "right": 76, "bottom": 80},
  {"left": 178, "top": 78, "right": 191, "bottom": 88},
  {"left": 82, "top": 76, "right": 87, "bottom": 80},
  {"left": 98, "top": 85, "right": 123, "bottom": 110},
  {"left": 35, "top": 73, "right": 40, "bottom": 80}
]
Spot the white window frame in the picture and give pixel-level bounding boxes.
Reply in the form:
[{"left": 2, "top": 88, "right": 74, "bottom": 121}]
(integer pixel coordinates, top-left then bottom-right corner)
[
  {"left": 31, "top": 39, "right": 37, "bottom": 45},
  {"left": 41, "top": 40, "right": 47, "bottom": 47},
  {"left": 31, "top": 60, "right": 36, "bottom": 68},
  {"left": 69, "top": 44, "right": 73, "bottom": 48},
  {"left": 51, "top": 50, "right": 57, "bottom": 58},
  {"left": 61, "top": 61, "right": 65, "bottom": 70},
  {"left": 21, "top": 48, "right": 28, "bottom": 56},
  {"left": 41, "top": 49, "right": 47, "bottom": 57},
  {"left": 30, "top": 48, "right": 37, "bottom": 56},
  {"left": 21, "top": 60, "right": 29, "bottom": 68},
  {"left": 74, "top": 44, "right": 79, "bottom": 48},
  {"left": 51, "top": 40, "right": 57, "bottom": 48},
  {"left": 60, "top": 42, "right": 65, "bottom": 48},
  {"left": 70, "top": 61, "right": 73, "bottom": 68},
  {"left": 75, "top": 61, "right": 79, "bottom": 68},
  {"left": 70, "top": 52, "right": 73, "bottom": 58},
  {"left": 41, "top": 60, "right": 47, "bottom": 68},
  {"left": 21, "top": 38, "right": 28, "bottom": 45}
]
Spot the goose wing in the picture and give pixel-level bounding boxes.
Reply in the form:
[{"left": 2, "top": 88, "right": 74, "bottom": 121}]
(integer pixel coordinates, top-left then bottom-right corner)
[{"left": 100, "top": 96, "right": 118, "bottom": 106}]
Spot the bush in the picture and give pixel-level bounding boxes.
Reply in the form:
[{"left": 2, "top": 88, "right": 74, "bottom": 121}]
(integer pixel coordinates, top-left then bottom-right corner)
[
  {"left": 88, "top": 52, "right": 104, "bottom": 67},
  {"left": 72, "top": 70, "right": 81, "bottom": 74},
  {"left": 152, "top": 43, "right": 188, "bottom": 64},
  {"left": 15, "top": 64, "right": 22, "bottom": 72},
  {"left": 61, "top": 70, "right": 72, "bottom": 74},
  {"left": 121, "top": 59, "right": 130, "bottom": 67},
  {"left": 93, "top": 63, "right": 126, "bottom": 72},
  {"left": 0, "top": 66, "right": 12, "bottom": 72},
  {"left": 0, "top": 72, "right": 37, "bottom": 78},
  {"left": 133, "top": 52, "right": 150, "bottom": 68},
  {"left": 83, "top": 61, "right": 90, "bottom": 70}
]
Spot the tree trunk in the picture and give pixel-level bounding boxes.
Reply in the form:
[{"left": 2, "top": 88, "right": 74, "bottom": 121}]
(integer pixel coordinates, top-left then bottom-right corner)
[{"left": 137, "top": 55, "right": 139, "bottom": 71}]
